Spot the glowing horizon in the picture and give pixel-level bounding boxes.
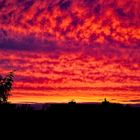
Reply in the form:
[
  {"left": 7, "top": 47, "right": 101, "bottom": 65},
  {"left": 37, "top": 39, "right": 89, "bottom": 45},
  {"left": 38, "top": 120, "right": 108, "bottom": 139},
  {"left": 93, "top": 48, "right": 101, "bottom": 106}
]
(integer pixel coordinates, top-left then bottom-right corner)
[{"left": 0, "top": 0, "right": 140, "bottom": 104}]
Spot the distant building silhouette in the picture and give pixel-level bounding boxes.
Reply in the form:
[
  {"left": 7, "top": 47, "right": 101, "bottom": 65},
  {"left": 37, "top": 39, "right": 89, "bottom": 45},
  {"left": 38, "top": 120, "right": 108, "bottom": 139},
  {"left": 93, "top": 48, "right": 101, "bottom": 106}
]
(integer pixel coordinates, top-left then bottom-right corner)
[
  {"left": 68, "top": 99, "right": 76, "bottom": 105},
  {"left": 102, "top": 98, "right": 110, "bottom": 105}
]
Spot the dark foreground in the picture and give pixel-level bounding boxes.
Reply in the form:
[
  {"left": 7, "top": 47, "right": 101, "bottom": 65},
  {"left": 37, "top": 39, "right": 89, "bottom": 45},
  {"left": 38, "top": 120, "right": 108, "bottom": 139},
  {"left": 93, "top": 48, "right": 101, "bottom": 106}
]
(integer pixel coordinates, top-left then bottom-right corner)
[{"left": 1, "top": 101, "right": 140, "bottom": 130}]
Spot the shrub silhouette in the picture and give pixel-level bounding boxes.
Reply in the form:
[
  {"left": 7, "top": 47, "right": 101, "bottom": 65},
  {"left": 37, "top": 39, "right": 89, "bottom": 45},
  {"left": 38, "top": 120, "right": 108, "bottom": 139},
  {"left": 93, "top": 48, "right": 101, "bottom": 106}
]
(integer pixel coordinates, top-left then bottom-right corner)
[{"left": 0, "top": 72, "right": 14, "bottom": 104}]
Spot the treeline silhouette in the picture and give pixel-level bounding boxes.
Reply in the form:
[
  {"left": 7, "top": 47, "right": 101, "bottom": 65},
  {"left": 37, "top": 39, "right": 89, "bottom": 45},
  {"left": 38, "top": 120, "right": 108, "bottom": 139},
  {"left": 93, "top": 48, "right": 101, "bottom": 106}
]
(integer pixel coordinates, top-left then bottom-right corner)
[{"left": 0, "top": 100, "right": 140, "bottom": 115}]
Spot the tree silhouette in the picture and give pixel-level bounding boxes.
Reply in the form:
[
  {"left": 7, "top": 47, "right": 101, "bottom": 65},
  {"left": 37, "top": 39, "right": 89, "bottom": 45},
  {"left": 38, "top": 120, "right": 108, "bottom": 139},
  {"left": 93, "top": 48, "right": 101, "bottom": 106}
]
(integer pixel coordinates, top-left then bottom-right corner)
[{"left": 0, "top": 72, "right": 14, "bottom": 104}]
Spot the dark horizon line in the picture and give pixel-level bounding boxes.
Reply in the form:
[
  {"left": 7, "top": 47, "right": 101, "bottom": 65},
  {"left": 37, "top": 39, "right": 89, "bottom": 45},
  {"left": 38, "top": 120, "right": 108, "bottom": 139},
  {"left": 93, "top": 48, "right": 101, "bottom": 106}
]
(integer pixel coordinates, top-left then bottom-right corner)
[{"left": 9, "top": 101, "right": 140, "bottom": 107}]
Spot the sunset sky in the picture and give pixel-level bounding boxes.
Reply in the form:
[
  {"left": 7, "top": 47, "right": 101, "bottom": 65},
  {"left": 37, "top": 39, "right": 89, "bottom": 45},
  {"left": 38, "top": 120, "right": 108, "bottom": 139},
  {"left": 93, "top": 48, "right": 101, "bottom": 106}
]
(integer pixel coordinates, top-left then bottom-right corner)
[{"left": 0, "top": 0, "right": 140, "bottom": 104}]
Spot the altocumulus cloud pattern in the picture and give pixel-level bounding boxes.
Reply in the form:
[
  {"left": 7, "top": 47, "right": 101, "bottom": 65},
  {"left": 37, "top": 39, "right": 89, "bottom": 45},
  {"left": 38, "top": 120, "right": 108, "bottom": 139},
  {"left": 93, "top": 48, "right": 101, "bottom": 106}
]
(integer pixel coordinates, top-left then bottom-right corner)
[{"left": 0, "top": 0, "right": 140, "bottom": 103}]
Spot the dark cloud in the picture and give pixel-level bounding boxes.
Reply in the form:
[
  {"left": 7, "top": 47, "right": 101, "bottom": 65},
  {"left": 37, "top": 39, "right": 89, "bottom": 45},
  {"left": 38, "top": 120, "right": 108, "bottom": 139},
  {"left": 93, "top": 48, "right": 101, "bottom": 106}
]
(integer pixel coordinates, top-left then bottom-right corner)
[
  {"left": 84, "top": 0, "right": 97, "bottom": 5},
  {"left": 0, "top": 0, "right": 5, "bottom": 10},
  {"left": 94, "top": 4, "right": 101, "bottom": 14},
  {"left": 116, "top": 8, "right": 127, "bottom": 17},
  {"left": 128, "top": 100, "right": 140, "bottom": 103},
  {"left": 0, "top": 36, "right": 59, "bottom": 52},
  {"left": 23, "top": 0, "right": 34, "bottom": 11},
  {"left": 59, "top": 0, "right": 72, "bottom": 10}
]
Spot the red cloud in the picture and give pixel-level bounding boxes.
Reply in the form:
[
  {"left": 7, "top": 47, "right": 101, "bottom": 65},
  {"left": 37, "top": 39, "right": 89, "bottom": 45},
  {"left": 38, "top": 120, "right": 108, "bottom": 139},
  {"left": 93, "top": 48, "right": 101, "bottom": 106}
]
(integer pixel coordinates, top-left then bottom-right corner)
[{"left": 0, "top": 0, "right": 139, "bottom": 46}]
